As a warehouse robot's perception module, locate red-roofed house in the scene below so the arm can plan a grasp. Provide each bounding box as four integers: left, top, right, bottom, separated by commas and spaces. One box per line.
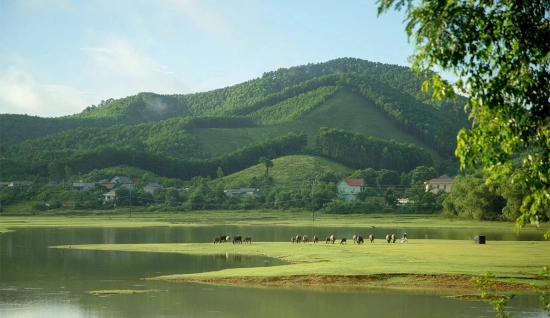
425, 178, 455, 193
337, 178, 366, 202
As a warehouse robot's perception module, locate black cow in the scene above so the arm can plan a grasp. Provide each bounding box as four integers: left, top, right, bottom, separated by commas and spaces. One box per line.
233, 235, 242, 244
243, 236, 252, 244
357, 235, 364, 244
340, 238, 347, 244
213, 236, 221, 244
391, 234, 396, 243
313, 235, 319, 243
291, 236, 296, 243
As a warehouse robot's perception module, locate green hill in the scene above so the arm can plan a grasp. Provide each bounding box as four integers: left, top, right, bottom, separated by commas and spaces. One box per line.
0, 58, 469, 182
193, 89, 440, 161
217, 155, 354, 187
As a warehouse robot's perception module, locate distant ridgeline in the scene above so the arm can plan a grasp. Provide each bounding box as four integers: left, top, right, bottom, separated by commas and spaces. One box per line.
0, 58, 469, 181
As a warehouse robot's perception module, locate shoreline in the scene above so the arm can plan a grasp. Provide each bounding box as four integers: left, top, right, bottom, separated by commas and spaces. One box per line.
147, 273, 537, 294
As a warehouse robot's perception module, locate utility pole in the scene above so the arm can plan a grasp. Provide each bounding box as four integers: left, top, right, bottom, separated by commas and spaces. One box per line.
311, 181, 315, 222
129, 187, 132, 218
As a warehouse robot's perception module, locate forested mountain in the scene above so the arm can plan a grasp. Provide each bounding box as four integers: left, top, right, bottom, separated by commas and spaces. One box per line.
0, 58, 469, 183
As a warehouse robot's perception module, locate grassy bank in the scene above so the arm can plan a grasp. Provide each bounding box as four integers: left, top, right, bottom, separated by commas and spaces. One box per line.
2, 210, 547, 234
52, 240, 550, 293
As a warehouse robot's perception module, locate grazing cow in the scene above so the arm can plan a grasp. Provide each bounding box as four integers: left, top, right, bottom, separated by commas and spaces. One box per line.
225, 236, 231, 243
369, 234, 374, 243
391, 234, 396, 243
213, 236, 221, 244
386, 234, 391, 243
340, 238, 347, 244
352, 234, 357, 244
357, 235, 364, 244
233, 235, 242, 244
220, 235, 227, 243
313, 235, 319, 243
243, 236, 252, 244
325, 237, 331, 244
291, 236, 296, 243
330, 235, 335, 244
302, 235, 309, 243
295, 235, 302, 243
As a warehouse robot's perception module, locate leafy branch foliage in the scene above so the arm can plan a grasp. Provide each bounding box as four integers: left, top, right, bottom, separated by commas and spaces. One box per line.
377, 0, 550, 237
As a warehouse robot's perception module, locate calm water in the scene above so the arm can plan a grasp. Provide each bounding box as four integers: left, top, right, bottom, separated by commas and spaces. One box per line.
0, 226, 547, 318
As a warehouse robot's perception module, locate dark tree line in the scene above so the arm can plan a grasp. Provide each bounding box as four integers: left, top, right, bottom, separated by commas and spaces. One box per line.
314, 127, 432, 173
40, 132, 307, 181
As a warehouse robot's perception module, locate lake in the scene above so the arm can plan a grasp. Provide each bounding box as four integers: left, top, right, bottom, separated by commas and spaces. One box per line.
0, 226, 547, 317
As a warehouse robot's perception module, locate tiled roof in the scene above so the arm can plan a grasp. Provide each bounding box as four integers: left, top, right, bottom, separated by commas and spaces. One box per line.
344, 178, 365, 186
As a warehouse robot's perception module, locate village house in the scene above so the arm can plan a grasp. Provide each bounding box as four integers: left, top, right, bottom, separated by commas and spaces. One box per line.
8, 181, 33, 187
72, 182, 96, 191
224, 188, 261, 196
110, 176, 132, 185
425, 178, 455, 193
143, 182, 162, 195
103, 191, 116, 202
336, 178, 366, 202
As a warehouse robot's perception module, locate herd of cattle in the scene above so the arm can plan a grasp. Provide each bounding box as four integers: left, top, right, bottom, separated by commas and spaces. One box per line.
213, 235, 252, 244
213, 233, 404, 244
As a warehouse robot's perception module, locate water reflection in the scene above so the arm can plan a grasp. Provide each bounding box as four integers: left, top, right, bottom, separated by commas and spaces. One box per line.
0, 226, 547, 318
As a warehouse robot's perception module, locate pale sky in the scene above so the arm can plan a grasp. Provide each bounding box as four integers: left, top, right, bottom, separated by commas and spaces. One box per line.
0, 0, 414, 118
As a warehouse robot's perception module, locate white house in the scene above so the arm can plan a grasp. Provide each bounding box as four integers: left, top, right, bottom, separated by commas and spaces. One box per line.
336, 178, 366, 202
103, 191, 116, 202
425, 178, 455, 193
224, 188, 260, 196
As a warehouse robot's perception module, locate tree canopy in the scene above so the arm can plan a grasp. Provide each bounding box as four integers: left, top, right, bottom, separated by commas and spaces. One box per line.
378, 0, 550, 237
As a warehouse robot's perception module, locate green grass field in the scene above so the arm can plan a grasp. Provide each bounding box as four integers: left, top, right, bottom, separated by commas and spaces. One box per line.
53, 240, 550, 293
3, 211, 544, 233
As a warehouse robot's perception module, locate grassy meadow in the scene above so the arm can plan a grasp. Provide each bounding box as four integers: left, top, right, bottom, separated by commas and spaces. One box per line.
53, 239, 550, 293
2, 210, 544, 233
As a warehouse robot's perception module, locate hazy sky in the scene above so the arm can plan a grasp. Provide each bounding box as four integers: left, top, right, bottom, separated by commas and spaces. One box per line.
0, 0, 414, 117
